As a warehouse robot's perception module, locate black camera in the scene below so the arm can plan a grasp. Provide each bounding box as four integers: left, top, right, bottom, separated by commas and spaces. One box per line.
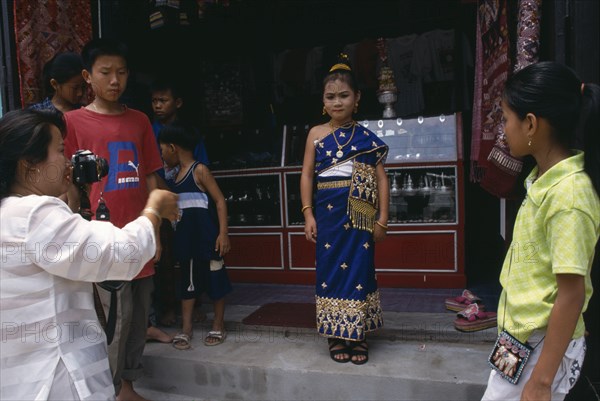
71, 149, 109, 185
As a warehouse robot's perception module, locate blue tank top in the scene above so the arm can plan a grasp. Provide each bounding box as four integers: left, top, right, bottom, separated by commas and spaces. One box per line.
167, 161, 219, 261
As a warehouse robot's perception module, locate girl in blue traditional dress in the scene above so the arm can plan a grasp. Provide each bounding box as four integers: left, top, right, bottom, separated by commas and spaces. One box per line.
301, 54, 389, 365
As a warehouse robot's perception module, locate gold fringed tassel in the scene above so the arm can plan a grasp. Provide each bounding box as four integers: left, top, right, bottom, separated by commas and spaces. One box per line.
347, 197, 377, 233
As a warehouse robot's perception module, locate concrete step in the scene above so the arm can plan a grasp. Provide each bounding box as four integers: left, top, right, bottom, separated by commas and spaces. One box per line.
137, 306, 496, 400
136, 387, 198, 401
207, 305, 499, 345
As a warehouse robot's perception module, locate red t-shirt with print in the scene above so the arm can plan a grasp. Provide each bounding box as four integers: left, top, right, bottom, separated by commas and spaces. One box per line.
64, 107, 163, 279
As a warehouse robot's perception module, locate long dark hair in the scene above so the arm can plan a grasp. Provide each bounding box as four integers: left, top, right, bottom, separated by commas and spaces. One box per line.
0, 109, 66, 201
41, 52, 84, 98
503, 61, 600, 195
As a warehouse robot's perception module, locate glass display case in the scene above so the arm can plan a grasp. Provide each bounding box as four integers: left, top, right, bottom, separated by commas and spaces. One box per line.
387, 166, 457, 224
284, 167, 457, 226
215, 173, 282, 227
284, 172, 303, 226
282, 124, 311, 167
362, 114, 457, 163
205, 126, 283, 171
284, 171, 319, 226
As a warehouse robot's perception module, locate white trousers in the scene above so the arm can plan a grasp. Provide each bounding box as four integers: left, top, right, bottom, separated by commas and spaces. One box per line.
481, 336, 586, 401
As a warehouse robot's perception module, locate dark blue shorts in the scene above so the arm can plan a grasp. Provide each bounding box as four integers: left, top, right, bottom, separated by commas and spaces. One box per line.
176, 258, 233, 301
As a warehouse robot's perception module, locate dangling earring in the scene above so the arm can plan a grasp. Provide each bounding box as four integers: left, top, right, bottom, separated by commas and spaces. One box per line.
354, 103, 358, 114
528, 138, 532, 147
322, 106, 327, 116
27, 166, 41, 183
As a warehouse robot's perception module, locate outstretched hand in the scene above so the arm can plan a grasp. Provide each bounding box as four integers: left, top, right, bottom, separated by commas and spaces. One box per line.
147, 189, 179, 222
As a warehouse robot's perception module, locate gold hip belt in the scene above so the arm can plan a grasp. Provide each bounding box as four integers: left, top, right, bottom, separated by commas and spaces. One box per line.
317, 180, 352, 190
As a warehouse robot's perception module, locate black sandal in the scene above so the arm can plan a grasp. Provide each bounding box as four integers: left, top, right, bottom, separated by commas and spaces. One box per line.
328, 338, 350, 363
349, 340, 369, 365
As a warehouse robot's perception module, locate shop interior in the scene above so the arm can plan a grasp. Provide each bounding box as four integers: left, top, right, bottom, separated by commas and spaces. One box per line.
98, 0, 509, 288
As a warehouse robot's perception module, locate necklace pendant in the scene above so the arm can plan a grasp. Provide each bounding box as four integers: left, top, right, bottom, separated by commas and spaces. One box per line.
336, 150, 344, 158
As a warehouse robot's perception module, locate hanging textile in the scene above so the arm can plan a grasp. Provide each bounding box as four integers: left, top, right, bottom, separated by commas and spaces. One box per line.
479, 0, 542, 198
470, 14, 484, 182
513, 0, 542, 72
470, 0, 511, 186
13, 0, 92, 107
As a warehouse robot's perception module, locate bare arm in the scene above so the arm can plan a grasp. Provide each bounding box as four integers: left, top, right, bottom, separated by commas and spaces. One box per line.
301, 127, 320, 243
146, 171, 161, 191
65, 184, 81, 213
154, 172, 169, 190
145, 172, 163, 260
194, 164, 231, 257
521, 274, 585, 401
373, 162, 389, 242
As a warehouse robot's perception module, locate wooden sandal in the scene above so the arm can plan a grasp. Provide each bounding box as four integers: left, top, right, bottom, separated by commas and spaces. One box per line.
445, 289, 484, 312
349, 340, 369, 365
328, 338, 350, 363
454, 303, 497, 332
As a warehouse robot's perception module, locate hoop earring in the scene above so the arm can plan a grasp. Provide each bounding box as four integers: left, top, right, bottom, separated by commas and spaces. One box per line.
354, 103, 358, 114
322, 106, 327, 116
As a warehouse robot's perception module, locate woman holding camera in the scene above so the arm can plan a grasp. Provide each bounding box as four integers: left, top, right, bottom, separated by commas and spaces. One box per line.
0, 109, 179, 400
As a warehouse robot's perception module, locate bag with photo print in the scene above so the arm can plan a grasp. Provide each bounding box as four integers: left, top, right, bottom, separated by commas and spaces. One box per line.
488, 330, 533, 384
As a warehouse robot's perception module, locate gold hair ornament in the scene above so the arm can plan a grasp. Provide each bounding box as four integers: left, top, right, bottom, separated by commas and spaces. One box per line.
329, 63, 351, 72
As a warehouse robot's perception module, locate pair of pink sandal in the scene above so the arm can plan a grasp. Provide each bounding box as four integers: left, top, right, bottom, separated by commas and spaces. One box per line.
445, 289, 483, 311
445, 290, 497, 332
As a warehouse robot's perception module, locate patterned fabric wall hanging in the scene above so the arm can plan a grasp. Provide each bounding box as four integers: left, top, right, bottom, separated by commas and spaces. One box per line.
470, 0, 541, 198
470, 0, 511, 186
479, 0, 541, 198
513, 0, 542, 73
13, 0, 92, 107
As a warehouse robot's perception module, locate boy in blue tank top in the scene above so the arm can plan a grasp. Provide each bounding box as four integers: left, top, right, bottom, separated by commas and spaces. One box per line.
159, 122, 232, 349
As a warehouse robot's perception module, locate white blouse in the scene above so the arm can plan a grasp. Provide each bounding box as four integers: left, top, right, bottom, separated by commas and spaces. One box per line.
318, 159, 353, 177
0, 195, 156, 401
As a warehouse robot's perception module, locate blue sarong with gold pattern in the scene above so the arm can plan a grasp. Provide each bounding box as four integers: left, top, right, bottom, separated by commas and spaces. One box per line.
313, 123, 388, 341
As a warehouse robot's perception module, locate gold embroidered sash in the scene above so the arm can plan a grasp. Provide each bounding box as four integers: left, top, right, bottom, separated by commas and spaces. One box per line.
348, 161, 378, 233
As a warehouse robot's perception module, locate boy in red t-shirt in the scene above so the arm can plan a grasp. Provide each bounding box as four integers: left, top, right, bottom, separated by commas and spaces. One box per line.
64, 38, 163, 401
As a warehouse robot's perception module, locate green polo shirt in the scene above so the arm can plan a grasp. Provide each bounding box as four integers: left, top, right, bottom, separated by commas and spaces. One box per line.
498, 151, 600, 343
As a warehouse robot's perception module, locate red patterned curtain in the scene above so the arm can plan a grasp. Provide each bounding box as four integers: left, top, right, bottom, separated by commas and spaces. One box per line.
13, 0, 92, 107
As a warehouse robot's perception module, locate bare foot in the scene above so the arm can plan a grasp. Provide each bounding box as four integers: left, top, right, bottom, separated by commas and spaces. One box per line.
146, 325, 174, 343
117, 379, 148, 401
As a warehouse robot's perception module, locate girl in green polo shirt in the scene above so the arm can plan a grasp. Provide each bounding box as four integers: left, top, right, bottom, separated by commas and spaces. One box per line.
482, 62, 600, 401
